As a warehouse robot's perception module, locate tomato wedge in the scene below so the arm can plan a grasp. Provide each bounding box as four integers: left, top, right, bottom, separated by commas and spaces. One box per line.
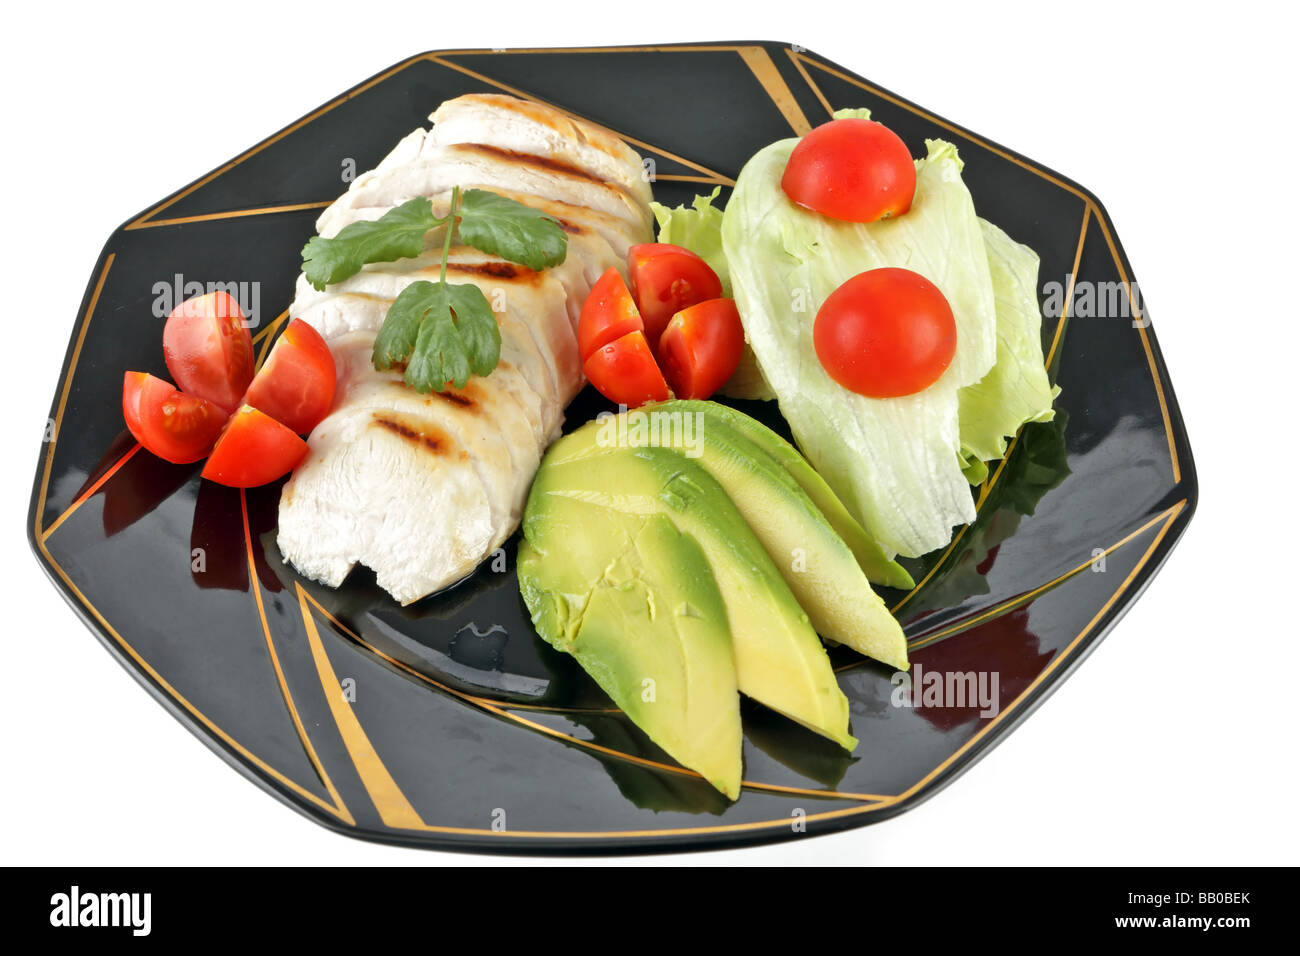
582, 330, 672, 408
242, 319, 336, 434
626, 244, 723, 345
163, 291, 255, 412
201, 406, 309, 488
577, 268, 644, 360
782, 118, 916, 223
122, 372, 227, 464
813, 268, 956, 398
657, 299, 745, 400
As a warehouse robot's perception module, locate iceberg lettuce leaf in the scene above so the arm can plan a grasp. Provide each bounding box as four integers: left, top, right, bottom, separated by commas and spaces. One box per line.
957, 220, 1058, 470
722, 137, 998, 558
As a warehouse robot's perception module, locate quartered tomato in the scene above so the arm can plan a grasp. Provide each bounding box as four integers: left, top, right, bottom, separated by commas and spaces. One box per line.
657, 298, 745, 400
163, 290, 255, 412
813, 267, 956, 398
626, 243, 723, 345
782, 118, 916, 223
242, 319, 336, 434
201, 406, 309, 488
582, 330, 672, 407
122, 372, 227, 464
577, 268, 644, 360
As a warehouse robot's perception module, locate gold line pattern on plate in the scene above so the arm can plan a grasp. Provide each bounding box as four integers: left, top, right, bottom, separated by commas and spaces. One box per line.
297, 585, 892, 805
40, 442, 142, 543
1044, 206, 1091, 372
126, 46, 747, 231
737, 47, 812, 135
35, 255, 115, 538
895, 502, 1184, 658
1093, 212, 1180, 483
241, 491, 354, 823
424, 54, 737, 186
125, 202, 332, 231
252, 309, 291, 368
124, 55, 434, 229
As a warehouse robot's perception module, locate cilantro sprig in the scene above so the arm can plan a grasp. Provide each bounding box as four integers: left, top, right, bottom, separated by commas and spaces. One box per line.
300, 187, 569, 393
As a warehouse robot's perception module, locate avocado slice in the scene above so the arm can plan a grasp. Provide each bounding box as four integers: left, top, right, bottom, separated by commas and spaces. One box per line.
534, 435, 856, 751
674, 401, 915, 591
518, 495, 743, 798
544, 402, 909, 670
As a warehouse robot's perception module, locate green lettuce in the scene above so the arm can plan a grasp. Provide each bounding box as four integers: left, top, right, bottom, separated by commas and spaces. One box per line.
957, 220, 1058, 472
651, 187, 731, 296
652, 188, 775, 400
722, 137, 999, 558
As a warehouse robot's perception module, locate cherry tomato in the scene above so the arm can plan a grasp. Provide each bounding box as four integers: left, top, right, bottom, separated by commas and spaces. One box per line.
577, 267, 644, 360
813, 268, 956, 398
782, 118, 916, 223
657, 299, 745, 400
201, 405, 309, 488
163, 291, 255, 412
242, 319, 336, 434
582, 330, 672, 408
626, 243, 723, 345
122, 372, 228, 464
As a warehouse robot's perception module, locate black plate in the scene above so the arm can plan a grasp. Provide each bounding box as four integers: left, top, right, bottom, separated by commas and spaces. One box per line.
28, 42, 1196, 854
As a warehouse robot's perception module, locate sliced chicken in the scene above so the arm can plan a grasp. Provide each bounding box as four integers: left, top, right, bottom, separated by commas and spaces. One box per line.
316, 143, 651, 242
278, 93, 653, 604
428, 93, 654, 210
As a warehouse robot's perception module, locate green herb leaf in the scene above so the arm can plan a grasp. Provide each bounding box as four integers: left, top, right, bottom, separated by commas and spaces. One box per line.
457, 189, 568, 271
373, 280, 501, 392
301, 198, 443, 291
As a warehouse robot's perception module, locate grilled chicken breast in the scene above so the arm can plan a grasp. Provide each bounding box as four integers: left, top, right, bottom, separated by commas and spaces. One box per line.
278, 94, 653, 604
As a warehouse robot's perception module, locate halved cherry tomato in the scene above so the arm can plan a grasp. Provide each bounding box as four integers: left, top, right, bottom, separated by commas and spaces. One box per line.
577, 268, 644, 360
626, 243, 723, 345
582, 330, 672, 408
813, 268, 956, 398
658, 299, 745, 400
242, 319, 336, 434
163, 290, 255, 412
201, 406, 309, 488
782, 118, 916, 223
122, 372, 227, 464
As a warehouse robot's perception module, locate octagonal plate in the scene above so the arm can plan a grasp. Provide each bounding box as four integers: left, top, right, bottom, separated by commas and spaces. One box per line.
28, 41, 1196, 854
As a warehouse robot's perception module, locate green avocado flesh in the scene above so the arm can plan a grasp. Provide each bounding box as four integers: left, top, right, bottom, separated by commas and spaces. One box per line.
527, 427, 855, 753
671, 401, 915, 592
517, 503, 743, 799
544, 402, 909, 671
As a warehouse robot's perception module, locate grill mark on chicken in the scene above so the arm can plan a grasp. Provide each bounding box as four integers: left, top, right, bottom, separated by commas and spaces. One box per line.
443, 260, 540, 282
451, 143, 631, 197
370, 413, 462, 458
427, 389, 476, 410
472, 95, 630, 161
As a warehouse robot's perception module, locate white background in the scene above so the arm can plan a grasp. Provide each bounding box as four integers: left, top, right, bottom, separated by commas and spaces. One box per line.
4, 0, 1295, 866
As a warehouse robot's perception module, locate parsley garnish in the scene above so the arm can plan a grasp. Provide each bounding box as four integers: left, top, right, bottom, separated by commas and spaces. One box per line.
300, 187, 568, 393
